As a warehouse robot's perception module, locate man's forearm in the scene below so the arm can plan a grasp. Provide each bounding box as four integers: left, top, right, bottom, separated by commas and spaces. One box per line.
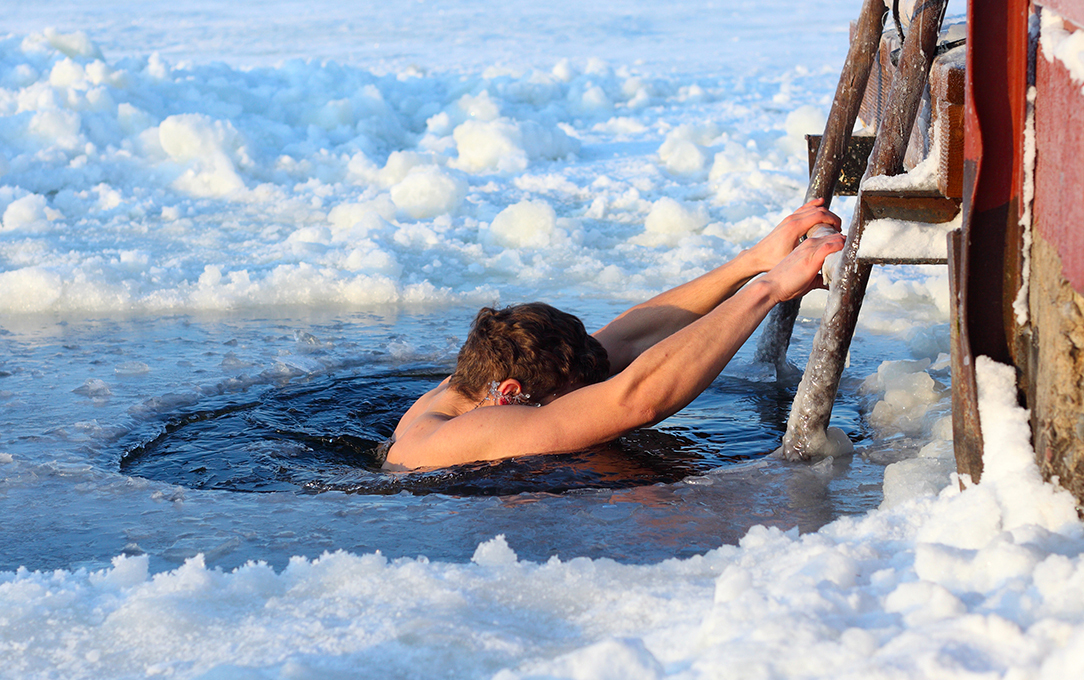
593, 248, 764, 373
609, 278, 779, 424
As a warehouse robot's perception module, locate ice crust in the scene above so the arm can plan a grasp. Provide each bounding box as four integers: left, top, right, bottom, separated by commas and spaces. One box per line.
6, 1, 1083, 679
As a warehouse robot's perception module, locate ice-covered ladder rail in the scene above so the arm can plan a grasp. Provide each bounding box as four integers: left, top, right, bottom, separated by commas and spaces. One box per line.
754, 0, 887, 375
780, 0, 951, 461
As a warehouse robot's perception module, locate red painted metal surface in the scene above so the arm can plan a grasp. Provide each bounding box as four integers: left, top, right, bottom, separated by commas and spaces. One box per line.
953, 0, 1084, 486
960, 0, 1030, 364
1034, 8, 1084, 296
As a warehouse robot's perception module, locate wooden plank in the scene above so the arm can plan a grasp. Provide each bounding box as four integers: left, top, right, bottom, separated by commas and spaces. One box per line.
861, 189, 962, 223
805, 134, 876, 196
931, 47, 966, 198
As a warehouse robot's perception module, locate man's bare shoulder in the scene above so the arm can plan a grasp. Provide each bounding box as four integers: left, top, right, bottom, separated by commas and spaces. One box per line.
394, 378, 452, 432
384, 379, 469, 470
382, 412, 451, 471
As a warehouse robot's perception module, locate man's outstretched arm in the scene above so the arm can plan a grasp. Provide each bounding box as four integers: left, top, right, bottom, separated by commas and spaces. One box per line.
593, 199, 840, 374
388, 230, 845, 470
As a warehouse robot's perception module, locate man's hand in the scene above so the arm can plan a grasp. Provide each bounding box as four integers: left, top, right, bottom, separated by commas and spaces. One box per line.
760, 230, 846, 303
747, 198, 842, 273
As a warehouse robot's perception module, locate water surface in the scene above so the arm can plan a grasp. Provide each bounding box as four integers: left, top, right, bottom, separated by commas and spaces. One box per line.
0, 302, 902, 574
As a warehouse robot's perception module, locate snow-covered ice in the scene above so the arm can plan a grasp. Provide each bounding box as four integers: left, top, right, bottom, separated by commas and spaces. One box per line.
7, 1, 1084, 679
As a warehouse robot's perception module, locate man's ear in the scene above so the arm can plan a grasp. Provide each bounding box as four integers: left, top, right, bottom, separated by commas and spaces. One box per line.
497, 379, 522, 398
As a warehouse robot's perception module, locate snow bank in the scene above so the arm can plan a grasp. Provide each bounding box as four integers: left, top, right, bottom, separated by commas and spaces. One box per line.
4, 354, 1081, 680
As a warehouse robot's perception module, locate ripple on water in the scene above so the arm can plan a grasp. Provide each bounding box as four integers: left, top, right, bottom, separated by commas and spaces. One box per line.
117, 367, 849, 497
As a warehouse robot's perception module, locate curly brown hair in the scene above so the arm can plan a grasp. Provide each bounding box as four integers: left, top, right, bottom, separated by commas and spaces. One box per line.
448, 302, 610, 400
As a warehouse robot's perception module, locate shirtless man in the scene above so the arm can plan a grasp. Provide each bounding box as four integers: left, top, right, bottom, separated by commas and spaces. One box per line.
383, 199, 844, 471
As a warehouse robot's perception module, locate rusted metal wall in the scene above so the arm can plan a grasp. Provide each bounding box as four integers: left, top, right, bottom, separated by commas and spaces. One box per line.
954, 0, 1084, 492
952, 0, 1030, 482
925, 0, 1084, 498
962, 0, 1029, 367
1028, 1, 1084, 503
1034, 3, 1084, 296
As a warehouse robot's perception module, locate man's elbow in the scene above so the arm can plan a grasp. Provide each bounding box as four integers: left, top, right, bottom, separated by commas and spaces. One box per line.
615, 388, 663, 429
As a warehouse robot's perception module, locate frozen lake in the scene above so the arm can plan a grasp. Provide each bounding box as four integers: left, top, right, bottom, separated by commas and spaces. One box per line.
2, 0, 955, 576
8, 2, 1084, 680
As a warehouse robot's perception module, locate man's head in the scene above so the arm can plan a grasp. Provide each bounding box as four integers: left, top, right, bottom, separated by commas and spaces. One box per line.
449, 302, 610, 402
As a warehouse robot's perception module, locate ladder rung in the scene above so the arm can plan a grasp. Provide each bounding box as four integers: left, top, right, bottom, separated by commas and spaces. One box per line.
860, 256, 948, 265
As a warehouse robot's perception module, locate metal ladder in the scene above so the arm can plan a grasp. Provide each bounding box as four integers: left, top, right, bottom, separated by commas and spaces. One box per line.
769, 0, 954, 460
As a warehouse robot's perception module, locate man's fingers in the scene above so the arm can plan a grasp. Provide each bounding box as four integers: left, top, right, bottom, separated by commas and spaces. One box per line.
821, 210, 843, 229
802, 207, 842, 229
812, 231, 846, 249
814, 233, 846, 263
805, 234, 845, 293
802, 223, 840, 242
800, 230, 845, 261
789, 206, 842, 238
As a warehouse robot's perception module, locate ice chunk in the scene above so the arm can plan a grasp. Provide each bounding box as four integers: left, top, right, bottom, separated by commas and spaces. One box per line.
451, 118, 577, 174
487, 199, 559, 248
1, 194, 50, 232
496, 638, 664, 680
389, 166, 467, 219
658, 123, 718, 176
471, 534, 519, 567
115, 361, 151, 376
0, 267, 63, 312
880, 457, 955, 508
157, 114, 248, 197
632, 197, 709, 246
72, 378, 112, 397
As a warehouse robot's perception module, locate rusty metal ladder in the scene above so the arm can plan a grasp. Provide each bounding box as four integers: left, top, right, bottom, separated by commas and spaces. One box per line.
774, 0, 955, 460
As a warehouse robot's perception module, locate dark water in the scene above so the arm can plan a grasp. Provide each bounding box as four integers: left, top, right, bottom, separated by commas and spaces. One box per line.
118, 364, 869, 497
